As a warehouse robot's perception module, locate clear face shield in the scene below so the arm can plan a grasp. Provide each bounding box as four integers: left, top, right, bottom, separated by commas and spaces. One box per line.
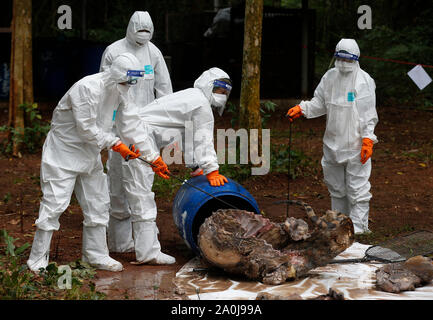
327, 50, 359, 70
334, 50, 359, 62
117, 69, 144, 96
211, 78, 232, 116
332, 50, 359, 73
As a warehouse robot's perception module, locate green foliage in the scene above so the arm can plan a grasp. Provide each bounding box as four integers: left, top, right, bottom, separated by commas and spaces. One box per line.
0, 229, 105, 300
218, 135, 253, 183
0, 230, 36, 299
225, 102, 239, 127
226, 100, 277, 128
270, 143, 319, 179
1, 230, 30, 257
260, 101, 277, 128
152, 170, 191, 198
219, 162, 252, 183
33, 0, 214, 43
3, 192, 11, 204
219, 138, 318, 182
280, 0, 302, 8
0, 103, 50, 154
37, 261, 104, 300
310, 0, 433, 107
359, 25, 433, 106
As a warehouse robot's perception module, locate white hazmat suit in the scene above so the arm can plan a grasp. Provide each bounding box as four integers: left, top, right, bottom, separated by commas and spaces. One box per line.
99, 11, 173, 254
111, 67, 229, 264
27, 53, 144, 272
297, 39, 378, 234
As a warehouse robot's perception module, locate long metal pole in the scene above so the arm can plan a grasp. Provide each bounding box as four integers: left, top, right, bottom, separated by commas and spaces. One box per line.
287, 120, 292, 218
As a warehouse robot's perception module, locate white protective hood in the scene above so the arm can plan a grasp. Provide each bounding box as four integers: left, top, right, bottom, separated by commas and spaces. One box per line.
109, 52, 142, 83
193, 67, 230, 103
334, 38, 361, 73
45, 52, 142, 174
126, 11, 154, 47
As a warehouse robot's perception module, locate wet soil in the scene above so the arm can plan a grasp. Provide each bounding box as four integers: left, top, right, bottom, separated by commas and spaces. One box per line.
0, 104, 432, 299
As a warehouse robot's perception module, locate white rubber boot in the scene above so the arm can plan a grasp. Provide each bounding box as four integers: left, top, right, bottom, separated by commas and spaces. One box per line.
132, 221, 175, 265
82, 226, 123, 272
27, 228, 53, 272
107, 215, 134, 253
350, 201, 371, 234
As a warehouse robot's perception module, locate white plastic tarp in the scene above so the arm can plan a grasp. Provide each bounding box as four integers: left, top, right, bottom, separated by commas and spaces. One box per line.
174, 242, 433, 300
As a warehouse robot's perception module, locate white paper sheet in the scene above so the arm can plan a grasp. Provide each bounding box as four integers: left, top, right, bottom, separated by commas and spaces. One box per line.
407, 65, 432, 90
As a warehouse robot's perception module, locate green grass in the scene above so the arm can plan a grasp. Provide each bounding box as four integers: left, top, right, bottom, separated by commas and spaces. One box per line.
152, 171, 191, 198
0, 229, 105, 300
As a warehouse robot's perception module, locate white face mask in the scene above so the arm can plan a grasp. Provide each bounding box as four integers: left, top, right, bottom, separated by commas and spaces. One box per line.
335, 60, 356, 73
211, 93, 227, 107
211, 93, 227, 116
135, 32, 151, 45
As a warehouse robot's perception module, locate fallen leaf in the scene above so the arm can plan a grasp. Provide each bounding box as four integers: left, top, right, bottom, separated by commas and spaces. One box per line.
9, 219, 20, 225
419, 163, 426, 167
397, 172, 404, 175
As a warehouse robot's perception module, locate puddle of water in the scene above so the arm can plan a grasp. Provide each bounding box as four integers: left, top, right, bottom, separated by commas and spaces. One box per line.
174, 243, 433, 300
95, 266, 177, 300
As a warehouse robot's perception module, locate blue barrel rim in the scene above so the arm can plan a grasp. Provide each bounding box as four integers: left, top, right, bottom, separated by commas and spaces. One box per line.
172, 176, 261, 255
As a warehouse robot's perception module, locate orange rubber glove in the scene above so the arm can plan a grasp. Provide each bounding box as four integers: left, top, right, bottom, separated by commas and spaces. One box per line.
112, 142, 140, 160
151, 156, 170, 179
286, 105, 303, 122
190, 167, 203, 177
360, 138, 374, 164
206, 170, 228, 187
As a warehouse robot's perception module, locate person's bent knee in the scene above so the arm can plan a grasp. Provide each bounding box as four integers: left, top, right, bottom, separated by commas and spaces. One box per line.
131, 215, 156, 224
35, 219, 60, 232
110, 211, 131, 221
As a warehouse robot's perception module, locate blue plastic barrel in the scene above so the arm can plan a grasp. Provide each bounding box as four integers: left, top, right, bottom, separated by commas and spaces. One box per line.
172, 175, 260, 255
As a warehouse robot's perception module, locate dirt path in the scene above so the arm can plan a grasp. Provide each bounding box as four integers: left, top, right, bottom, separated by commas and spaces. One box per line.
0, 105, 432, 299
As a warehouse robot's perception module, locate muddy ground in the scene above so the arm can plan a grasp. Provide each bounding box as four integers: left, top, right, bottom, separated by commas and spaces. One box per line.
0, 103, 432, 299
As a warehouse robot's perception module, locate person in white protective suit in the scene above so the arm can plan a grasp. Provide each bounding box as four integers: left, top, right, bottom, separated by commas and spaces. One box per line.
112, 67, 232, 265
26, 52, 146, 272
287, 39, 378, 234
99, 11, 173, 255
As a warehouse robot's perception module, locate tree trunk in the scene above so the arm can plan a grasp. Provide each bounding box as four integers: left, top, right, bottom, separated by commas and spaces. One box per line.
239, 0, 263, 129
9, 0, 33, 156
198, 201, 354, 285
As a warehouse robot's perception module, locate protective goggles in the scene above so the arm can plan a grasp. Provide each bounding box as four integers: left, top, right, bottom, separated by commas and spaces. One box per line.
126, 70, 145, 85
334, 51, 359, 61
213, 79, 232, 95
